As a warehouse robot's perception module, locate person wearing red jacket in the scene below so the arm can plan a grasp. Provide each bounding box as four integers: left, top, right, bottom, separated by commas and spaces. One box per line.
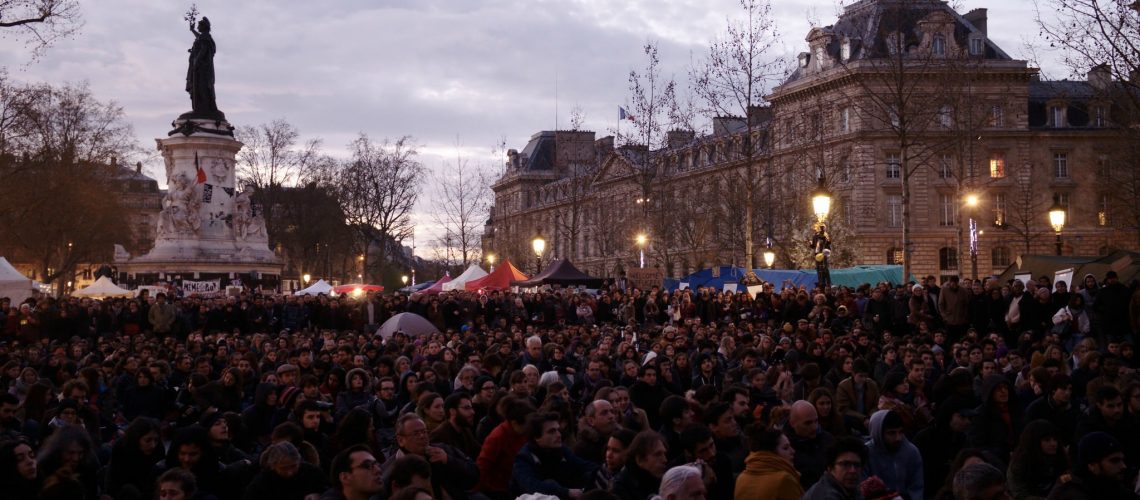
476, 397, 534, 498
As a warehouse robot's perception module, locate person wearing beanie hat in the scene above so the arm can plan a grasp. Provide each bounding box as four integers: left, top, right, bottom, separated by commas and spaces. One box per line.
1048, 431, 1138, 499
1025, 373, 1078, 439
867, 410, 923, 500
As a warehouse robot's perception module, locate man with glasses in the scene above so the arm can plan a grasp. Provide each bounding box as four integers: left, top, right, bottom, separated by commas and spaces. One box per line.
429, 392, 479, 459
382, 413, 478, 500
325, 444, 384, 500
803, 437, 868, 500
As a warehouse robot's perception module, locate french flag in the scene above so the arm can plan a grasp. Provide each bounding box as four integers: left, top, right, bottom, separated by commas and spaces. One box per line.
619, 106, 636, 122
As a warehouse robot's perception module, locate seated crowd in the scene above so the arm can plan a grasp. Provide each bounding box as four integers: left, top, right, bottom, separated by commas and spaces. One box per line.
0, 271, 1138, 500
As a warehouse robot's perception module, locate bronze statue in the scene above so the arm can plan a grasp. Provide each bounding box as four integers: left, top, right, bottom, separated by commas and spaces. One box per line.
185, 15, 221, 119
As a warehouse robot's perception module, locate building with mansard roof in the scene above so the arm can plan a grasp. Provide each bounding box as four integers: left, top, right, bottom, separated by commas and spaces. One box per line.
484, 0, 1138, 282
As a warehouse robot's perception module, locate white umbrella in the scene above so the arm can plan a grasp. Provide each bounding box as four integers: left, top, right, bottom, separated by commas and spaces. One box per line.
375, 312, 440, 339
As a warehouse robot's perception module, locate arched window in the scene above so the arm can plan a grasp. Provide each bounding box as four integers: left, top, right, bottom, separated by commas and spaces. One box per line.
991, 246, 1011, 267
887, 247, 904, 265
939, 247, 958, 271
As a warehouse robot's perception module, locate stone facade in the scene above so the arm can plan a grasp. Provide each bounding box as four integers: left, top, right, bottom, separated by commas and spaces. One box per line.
484, 0, 1138, 282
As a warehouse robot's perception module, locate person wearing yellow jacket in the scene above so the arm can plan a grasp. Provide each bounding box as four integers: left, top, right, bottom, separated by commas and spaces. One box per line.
734, 427, 803, 500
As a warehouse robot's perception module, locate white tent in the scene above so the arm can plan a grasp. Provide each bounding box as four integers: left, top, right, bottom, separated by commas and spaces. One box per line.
442, 264, 488, 291
0, 257, 34, 303
294, 279, 333, 296
72, 276, 133, 299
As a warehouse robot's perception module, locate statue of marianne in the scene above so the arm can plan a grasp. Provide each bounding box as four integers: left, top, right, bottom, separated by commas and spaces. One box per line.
186, 16, 219, 118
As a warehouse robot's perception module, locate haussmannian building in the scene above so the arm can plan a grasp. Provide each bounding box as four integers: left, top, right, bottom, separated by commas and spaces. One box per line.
483, 0, 1138, 283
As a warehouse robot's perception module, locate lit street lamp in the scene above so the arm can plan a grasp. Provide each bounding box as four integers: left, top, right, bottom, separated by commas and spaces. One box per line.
532, 237, 546, 275
966, 194, 980, 279
1048, 194, 1067, 256
302, 273, 311, 285
763, 238, 776, 269
401, 275, 409, 287
635, 233, 648, 269
486, 253, 496, 272
810, 174, 832, 289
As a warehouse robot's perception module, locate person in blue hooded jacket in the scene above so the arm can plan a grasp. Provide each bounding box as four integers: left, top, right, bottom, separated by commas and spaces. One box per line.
866, 409, 923, 500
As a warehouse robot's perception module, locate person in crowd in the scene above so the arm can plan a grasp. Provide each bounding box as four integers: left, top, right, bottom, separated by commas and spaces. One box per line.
913, 396, 975, 494
1024, 373, 1078, 441
803, 436, 869, 500
594, 428, 636, 492
381, 413, 478, 500
675, 425, 734, 499
1048, 432, 1140, 499
835, 359, 879, 435
866, 409, 923, 500
244, 441, 327, 500
511, 411, 597, 499
322, 444, 384, 500
952, 463, 1011, 500
0, 437, 39, 500
657, 395, 693, 463
429, 391, 480, 460
1007, 420, 1067, 499
612, 430, 668, 500
735, 427, 802, 500
155, 468, 197, 500
104, 417, 164, 499
657, 464, 705, 500
575, 399, 617, 464
786, 399, 835, 489
476, 396, 533, 497
970, 374, 1022, 461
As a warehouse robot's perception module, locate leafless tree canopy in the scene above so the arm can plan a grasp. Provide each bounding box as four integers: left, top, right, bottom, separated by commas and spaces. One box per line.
431, 143, 490, 270
336, 134, 423, 280
0, 79, 136, 286
0, 0, 82, 60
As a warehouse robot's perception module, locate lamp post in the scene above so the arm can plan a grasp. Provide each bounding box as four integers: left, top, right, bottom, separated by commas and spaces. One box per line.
532, 237, 546, 275
486, 253, 496, 273
1048, 194, 1067, 256
966, 194, 980, 279
635, 233, 648, 269
810, 174, 832, 289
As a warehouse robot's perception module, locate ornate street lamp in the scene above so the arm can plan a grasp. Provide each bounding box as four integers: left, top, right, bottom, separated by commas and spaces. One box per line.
532, 236, 546, 275
486, 253, 496, 272
762, 238, 776, 268
810, 174, 832, 288
1048, 194, 1067, 256
635, 233, 648, 269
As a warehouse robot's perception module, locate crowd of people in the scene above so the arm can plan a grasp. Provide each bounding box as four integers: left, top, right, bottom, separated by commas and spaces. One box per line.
0, 270, 1139, 500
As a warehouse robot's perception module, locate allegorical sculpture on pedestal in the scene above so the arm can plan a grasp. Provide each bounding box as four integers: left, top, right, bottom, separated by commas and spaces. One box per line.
119, 6, 281, 281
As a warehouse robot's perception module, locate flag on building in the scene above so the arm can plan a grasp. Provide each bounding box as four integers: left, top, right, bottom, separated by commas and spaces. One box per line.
619, 106, 636, 122
195, 152, 207, 184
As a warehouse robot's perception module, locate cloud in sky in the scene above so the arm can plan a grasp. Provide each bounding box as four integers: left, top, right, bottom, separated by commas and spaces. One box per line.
0, 0, 1068, 254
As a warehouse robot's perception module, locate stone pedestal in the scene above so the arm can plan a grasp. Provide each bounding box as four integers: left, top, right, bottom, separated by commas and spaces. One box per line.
116, 117, 283, 281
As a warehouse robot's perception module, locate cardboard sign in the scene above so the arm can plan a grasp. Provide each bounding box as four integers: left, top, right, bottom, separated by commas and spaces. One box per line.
181, 279, 221, 295
627, 268, 664, 290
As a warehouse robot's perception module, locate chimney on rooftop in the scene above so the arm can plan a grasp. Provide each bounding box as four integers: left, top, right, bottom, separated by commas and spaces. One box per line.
136, 161, 142, 174
1088, 64, 1113, 90
964, 8, 987, 36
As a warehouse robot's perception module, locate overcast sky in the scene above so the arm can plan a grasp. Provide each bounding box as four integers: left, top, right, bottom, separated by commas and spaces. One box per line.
0, 0, 1071, 257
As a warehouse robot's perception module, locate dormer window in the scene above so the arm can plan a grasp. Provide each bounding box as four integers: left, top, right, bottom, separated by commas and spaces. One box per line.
969, 36, 983, 56
814, 47, 826, 71
932, 35, 946, 56
1094, 105, 1106, 127
840, 39, 851, 61
1051, 105, 1066, 127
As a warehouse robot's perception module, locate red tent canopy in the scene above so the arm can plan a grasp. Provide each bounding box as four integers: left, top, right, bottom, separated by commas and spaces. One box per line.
332, 284, 384, 295
421, 275, 452, 295
464, 259, 529, 291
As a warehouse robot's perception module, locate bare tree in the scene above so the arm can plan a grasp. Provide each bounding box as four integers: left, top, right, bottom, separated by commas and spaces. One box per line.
998, 162, 1048, 254
620, 42, 676, 229
1036, 0, 1140, 244
0, 80, 136, 289
235, 118, 325, 249
335, 134, 423, 283
0, 0, 82, 60
691, 0, 786, 268
431, 142, 490, 271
